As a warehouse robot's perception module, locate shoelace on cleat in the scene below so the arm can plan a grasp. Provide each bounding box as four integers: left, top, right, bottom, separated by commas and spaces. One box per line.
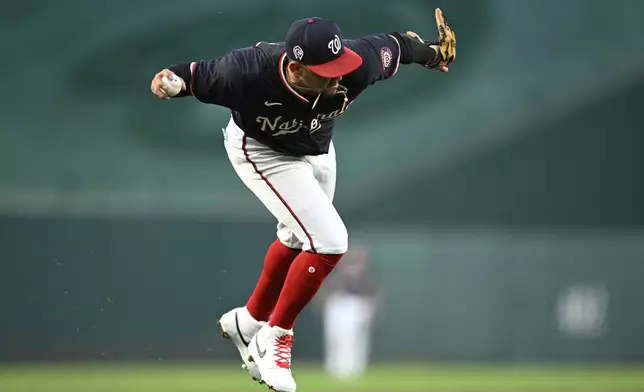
273, 335, 293, 369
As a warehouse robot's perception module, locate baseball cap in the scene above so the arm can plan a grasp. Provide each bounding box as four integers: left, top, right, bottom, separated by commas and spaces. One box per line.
285, 17, 363, 78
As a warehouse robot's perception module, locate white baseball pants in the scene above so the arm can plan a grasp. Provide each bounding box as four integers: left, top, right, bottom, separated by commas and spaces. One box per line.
223, 117, 348, 254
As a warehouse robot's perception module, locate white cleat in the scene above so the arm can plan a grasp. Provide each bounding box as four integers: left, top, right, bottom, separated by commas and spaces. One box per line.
248, 324, 296, 392
218, 307, 265, 383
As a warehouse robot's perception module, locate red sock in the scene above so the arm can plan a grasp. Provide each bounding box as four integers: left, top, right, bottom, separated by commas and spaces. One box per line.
246, 240, 300, 322
269, 252, 343, 329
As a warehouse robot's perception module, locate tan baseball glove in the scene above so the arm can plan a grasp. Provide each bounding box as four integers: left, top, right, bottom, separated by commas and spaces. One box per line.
406, 8, 456, 72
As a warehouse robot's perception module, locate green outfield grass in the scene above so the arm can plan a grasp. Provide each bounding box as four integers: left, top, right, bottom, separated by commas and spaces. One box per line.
1, 362, 643, 391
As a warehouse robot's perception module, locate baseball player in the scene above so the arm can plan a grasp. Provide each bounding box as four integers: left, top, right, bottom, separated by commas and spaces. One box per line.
150, 9, 455, 392
318, 245, 380, 381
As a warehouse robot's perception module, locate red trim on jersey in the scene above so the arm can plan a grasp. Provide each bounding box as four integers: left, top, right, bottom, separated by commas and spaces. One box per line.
278, 53, 309, 103
241, 135, 317, 253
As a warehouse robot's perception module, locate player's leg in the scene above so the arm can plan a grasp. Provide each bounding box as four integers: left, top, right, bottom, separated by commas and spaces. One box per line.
217, 121, 279, 383
251, 152, 345, 390
217, 119, 305, 384
244, 141, 337, 325
347, 296, 373, 379
324, 293, 364, 380
219, 237, 299, 383
243, 140, 338, 327
224, 119, 347, 392
353, 314, 371, 378
245, 238, 300, 322
264, 140, 345, 331
323, 292, 349, 379
249, 196, 346, 391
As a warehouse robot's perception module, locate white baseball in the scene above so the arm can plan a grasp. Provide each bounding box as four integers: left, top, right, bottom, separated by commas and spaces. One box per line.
161, 75, 184, 97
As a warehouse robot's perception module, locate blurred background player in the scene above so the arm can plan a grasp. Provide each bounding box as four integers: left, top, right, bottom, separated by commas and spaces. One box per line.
316, 244, 380, 381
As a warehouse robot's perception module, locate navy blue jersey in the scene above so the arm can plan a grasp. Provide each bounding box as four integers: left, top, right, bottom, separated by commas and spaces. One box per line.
188, 34, 407, 156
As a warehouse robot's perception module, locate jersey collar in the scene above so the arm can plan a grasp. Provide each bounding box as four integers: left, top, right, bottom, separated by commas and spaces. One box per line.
278, 52, 310, 103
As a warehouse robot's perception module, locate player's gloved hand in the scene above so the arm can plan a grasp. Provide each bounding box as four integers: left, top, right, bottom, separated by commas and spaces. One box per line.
406, 8, 456, 73
150, 69, 186, 99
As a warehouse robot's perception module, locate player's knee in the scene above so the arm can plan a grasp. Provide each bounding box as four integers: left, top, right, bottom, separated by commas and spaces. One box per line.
316, 221, 348, 254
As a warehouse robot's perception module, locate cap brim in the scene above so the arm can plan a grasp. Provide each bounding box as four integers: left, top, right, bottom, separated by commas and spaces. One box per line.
306, 47, 363, 78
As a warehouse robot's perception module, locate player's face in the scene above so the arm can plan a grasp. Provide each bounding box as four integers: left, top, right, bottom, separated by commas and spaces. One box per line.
298, 65, 342, 95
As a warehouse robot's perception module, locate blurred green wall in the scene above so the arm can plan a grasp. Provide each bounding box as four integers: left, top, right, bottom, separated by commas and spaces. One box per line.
2, 218, 644, 362
2, 0, 643, 363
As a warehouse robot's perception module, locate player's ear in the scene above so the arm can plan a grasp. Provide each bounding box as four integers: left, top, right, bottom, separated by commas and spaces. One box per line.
287, 61, 303, 78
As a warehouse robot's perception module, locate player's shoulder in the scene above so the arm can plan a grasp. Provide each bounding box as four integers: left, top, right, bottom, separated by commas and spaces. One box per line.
252, 41, 287, 63
232, 41, 285, 74
254, 41, 287, 52
214, 42, 283, 81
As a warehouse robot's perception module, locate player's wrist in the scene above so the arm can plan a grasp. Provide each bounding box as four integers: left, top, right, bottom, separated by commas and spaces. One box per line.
395, 31, 439, 67
426, 45, 442, 68
167, 62, 193, 97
